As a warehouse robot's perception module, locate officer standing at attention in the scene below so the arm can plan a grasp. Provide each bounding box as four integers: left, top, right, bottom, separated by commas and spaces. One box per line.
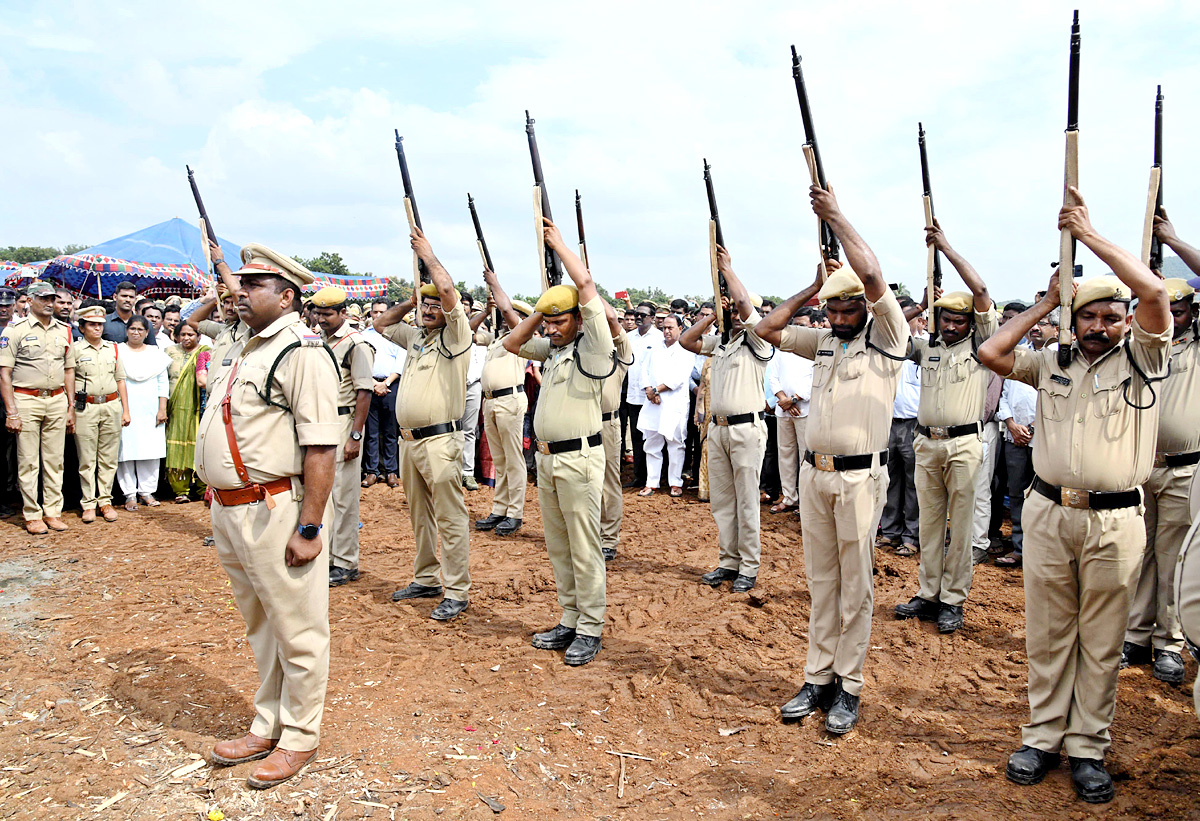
375, 227, 473, 621
0, 281, 77, 535
199, 243, 339, 790
310, 287, 375, 587
473, 270, 533, 537
501, 217, 614, 666
978, 188, 1169, 804
892, 221, 996, 634
679, 249, 773, 594
0, 287, 20, 517
600, 299, 634, 561
757, 184, 910, 736
72, 304, 130, 523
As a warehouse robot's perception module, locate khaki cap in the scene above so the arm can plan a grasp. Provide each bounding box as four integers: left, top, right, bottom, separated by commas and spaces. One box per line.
233, 243, 314, 289
418, 283, 440, 299
817, 268, 864, 303
1072, 276, 1131, 312
77, 305, 106, 323
748, 292, 763, 309
535, 284, 580, 316
511, 299, 535, 317
347, 302, 363, 317
933, 291, 974, 314
310, 286, 348, 308
1164, 278, 1195, 303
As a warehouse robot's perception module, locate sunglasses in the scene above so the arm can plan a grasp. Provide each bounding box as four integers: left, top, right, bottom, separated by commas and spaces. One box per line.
635, 312, 652, 319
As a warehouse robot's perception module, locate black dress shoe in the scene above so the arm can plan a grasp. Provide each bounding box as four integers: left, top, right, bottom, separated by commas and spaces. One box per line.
730, 574, 756, 593
937, 603, 964, 633
475, 513, 505, 531
1120, 641, 1152, 668
700, 567, 738, 587
430, 598, 468, 621
1152, 649, 1185, 685
564, 635, 601, 666
531, 624, 577, 650
1068, 757, 1114, 803
328, 566, 360, 587
602, 547, 617, 562
780, 682, 837, 720
894, 596, 940, 621
392, 582, 443, 602
824, 688, 860, 734
1005, 745, 1060, 786
495, 517, 522, 536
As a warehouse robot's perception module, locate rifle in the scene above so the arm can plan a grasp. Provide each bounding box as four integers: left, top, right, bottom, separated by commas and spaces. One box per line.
918, 123, 944, 343
703, 159, 731, 344
185, 166, 219, 272
394, 130, 429, 284
525, 111, 564, 290
467, 193, 500, 329
1141, 86, 1164, 271
790, 45, 840, 278
575, 190, 589, 270
1057, 10, 1081, 368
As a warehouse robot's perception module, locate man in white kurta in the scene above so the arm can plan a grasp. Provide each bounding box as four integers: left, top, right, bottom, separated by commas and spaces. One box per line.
637, 316, 694, 493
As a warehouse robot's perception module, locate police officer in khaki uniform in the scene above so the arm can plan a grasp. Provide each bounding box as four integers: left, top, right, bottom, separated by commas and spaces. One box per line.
200, 243, 340, 790
501, 218, 614, 666
679, 250, 772, 594
600, 301, 634, 561
72, 305, 130, 523
892, 223, 996, 634
310, 287, 375, 587
473, 269, 533, 537
979, 187, 1170, 804
375, 228, 473, 621
758, 184, 909, 736
0, 281, 77, 535
1174, 473, 1200, 719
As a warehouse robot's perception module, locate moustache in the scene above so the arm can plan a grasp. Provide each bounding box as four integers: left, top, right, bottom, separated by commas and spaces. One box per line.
1082, 332, 1109, 343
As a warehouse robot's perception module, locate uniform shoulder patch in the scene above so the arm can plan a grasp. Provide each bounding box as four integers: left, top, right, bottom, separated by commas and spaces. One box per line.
0, 338, 7, 349
301, 334, 324, 348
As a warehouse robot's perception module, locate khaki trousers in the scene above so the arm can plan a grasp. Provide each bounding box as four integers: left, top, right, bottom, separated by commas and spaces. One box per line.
1021, 491, 1144, 759
776, 416, 808, 507
600, 416, 623, 551
16, 392, 67, 520
799, 459, 888, 696
399, 432, 470, 600
212, 485, 328, 750
1174, 521, 1200, 718
707, 419, 767, 577
1126, 463, 1194, 653
482, 393, 527, 518
329, 416, 362, 570
74, 399, 121, 510
914, 432, 983, 606
536, 444, 606, 637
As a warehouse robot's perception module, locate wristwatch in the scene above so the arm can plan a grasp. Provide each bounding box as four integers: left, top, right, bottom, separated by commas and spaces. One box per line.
297, 523, 322, 540
350, 430, 363, 441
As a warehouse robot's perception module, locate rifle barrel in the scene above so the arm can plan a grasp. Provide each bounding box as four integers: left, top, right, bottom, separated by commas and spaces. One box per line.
185, 165, 217, 246
394, 130, 422, 229
703, 159, 725, 249
1066, 10, 1081, 131
467, 194, 494, 272
790, 46, 840, 262
918, 124, 932, 197
575, 190, 586, 245
525, 111, 563, 286
1150, 85, 1165, 270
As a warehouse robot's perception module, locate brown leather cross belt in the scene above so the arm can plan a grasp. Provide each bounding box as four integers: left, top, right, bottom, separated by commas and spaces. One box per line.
14, 387, 64, 397
212, 477, 293, 507
86, 392, 119, 404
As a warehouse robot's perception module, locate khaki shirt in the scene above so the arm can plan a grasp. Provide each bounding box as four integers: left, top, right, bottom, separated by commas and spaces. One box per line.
195, 313, 341, 489
1007, 317, 1170, 491
520, 296, 614, 442
911, 309, 998, 427
0, 316, 75, 390
477, 330, 527, 393
386, 301, 471, 428
602, 328, 634, 414
202, 319, 251, 386
71, 339, 124, 396
780, 289, 910, 455
1155, 328, 1200, 454
323, 322, 375, 409
698, 312, 773, 417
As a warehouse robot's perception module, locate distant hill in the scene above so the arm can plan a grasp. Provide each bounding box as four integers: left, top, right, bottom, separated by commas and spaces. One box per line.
1162, 254, 1194, 280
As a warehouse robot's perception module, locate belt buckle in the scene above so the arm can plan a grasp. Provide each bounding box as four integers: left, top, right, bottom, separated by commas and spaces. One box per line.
715, 415, 728, 426
814, 453, 835, 472
1061, 486, 1089, 509
537, 441, 551, 455
930, 425, 948, 440
400, 428, 415, 441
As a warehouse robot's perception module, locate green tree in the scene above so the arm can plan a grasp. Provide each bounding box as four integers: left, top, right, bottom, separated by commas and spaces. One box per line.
1, 245, 73, 263
296, 251, 352, 278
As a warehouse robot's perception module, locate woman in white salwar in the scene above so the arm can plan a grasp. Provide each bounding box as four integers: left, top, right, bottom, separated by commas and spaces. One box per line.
637, 314, 694, 497
117, 316, 170, 510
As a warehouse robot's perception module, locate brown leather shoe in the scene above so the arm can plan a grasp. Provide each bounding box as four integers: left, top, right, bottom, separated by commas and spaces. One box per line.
43, 517, 68, 532
99, 505, 118, 522
211, 733, 278, 766
24, 519, 48, 535
361, 473, 378, 488
247, 746, 317, 789
386, 473, 400, 488
80, 509, 97, 524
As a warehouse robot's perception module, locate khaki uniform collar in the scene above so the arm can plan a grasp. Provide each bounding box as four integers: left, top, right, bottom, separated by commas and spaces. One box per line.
249, 312, 303, 342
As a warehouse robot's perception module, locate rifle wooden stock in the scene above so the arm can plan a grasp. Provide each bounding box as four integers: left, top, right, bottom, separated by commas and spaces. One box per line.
403, 198, 426, 284
575, 190, 589, 270
1058, 129, 1079, 364
923, 193, 938, 339
1141, 166, 1161, 267
709, 220, 725, 340
533, 186, 550, 292
803, 144, 830, 283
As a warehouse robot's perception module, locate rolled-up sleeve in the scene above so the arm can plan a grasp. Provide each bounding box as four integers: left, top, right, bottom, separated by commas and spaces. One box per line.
866, 289, 909, 356
778, 326, 821, 360
1005, 347, 1043, 389
518, 337, 552, 362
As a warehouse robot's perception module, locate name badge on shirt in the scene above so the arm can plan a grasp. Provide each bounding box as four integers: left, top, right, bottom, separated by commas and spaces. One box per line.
222, 358, 233, 366
1050, 374, 1071, 386
928, 356, 941, 362
817, 350, 834, 357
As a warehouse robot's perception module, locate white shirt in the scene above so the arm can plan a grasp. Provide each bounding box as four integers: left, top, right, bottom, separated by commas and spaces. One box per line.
767, 349, 814, 418
997, 379, 1037, 443
360, 327, 405, 379
466, 343, 487, 386
626, 325, 664, 405
893, 360, 921, 420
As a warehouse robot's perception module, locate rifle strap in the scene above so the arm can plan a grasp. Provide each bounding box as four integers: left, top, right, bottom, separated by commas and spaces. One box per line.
864, 320, 914, 363
573, 336, 619, 381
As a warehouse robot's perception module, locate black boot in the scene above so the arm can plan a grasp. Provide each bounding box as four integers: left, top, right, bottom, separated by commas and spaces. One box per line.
699, 567, 737, 587
1152, 649, 1185, 685
780, 682, 837, 721
824, 687, 860, 735
531, 624, 576, 650
937, 603, 964, 634
1005, 745, 1060, 786
894, 596, 940, 621
1068, 757, 1114, 803
1119, 641, 1151, 668
475, 513, 504, 531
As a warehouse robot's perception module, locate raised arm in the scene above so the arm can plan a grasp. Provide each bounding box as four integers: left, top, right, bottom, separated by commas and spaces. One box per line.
927, 218, 990, 312
469, 297, 490, 333
716, 246, 754, 322
758, 260, 828, 347
410, 225, 458, 312
207, 239, 244, 299
1061, 186, 1168, 334
810, 184, 885, 302
979, 269, 1066, 376
483, 269, 522, 332
1154, 208, 1200, 277
680, 312, 715, 354
502, 312, 544, 355
186, 288, 218, 332
543, 218, 598, 305
374, 295, 414, 334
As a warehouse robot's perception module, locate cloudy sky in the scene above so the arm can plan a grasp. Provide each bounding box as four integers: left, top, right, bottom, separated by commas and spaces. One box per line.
2, 0, 1198, 301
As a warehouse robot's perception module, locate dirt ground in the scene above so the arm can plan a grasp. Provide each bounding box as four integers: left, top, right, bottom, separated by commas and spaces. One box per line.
0, 475, 1196, 820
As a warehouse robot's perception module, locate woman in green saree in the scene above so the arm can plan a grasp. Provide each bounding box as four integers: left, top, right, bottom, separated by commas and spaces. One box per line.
166, 323, 211, 503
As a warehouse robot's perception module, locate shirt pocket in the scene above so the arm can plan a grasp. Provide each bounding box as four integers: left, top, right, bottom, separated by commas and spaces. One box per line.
811, 357, 834, 389
231, 363, 270, 416
1091, 369, 1129, 421
836, 348, 868, 381
1037, 379, 1072, 422
919, 357, 942, 388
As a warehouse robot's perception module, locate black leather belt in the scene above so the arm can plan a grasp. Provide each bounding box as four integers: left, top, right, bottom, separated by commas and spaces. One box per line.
916, 422, 982, 440
602, 411, 616, 422
1032, 476, 1141, 510
399, 419, 463, 441
712, 411, 765, 426
338, 406, 352, 416
805, 450, 889, 472
1154, 450, 1200, 468
537, 432, 602, 455
483, 385, 524, 399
